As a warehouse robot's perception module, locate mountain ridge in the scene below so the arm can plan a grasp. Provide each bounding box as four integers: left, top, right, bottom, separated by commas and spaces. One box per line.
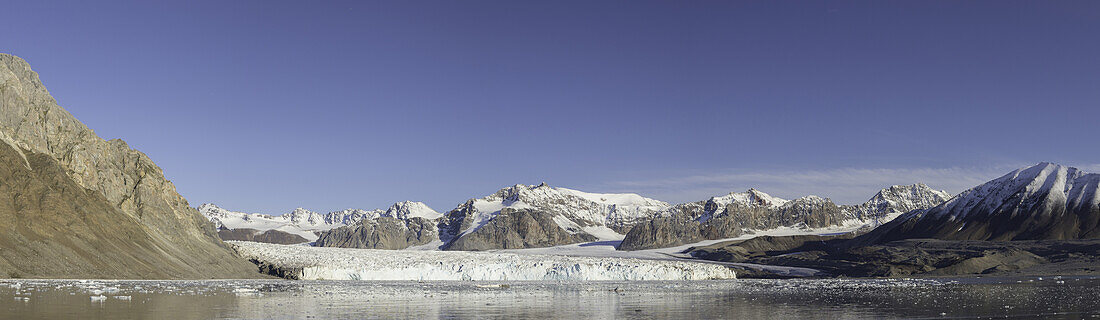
619, 183, 952, 250
857, 162, 1100, 244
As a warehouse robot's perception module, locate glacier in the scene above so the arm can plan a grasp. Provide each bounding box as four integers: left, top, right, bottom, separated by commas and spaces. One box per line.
230, 241, 736, 281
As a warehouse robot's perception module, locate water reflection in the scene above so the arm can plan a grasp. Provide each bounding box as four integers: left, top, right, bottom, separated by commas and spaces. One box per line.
2, 277, 1098, 319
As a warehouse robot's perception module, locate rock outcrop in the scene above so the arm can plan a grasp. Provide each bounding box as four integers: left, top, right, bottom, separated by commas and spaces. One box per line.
618, 215, 714, 251
445, 208, 598, 251
314, 217, 437, 250
0, 53, 259, 279
217, 228, 311, 245
619, 185, 951, 250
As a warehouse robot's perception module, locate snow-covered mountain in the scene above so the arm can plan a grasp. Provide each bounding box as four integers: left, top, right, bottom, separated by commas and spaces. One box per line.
384, 201, 443, 220
859, 163, 1100, 243
620, 184, 952, 250
437, 183, 670, 250
844, 183, 953, 226
214, 182, 952, 251
198, 202, 440, 243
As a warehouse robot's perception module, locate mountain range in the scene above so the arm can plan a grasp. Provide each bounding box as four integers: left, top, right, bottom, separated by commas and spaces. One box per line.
206, 162, 1100, 256
3, 52, 1097, 280
202, 182, 954, 252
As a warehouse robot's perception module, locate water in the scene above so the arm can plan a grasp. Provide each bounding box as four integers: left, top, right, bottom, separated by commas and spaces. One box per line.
1, 277, 1098, 319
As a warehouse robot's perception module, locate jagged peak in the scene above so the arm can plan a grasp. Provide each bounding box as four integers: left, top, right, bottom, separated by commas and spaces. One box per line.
197, 203, 220, 210
868, 183, 951, 203
288, 207, 316, 215
709, 188, 788, 207
788, 195, 829, 203
385, 201, 441, 220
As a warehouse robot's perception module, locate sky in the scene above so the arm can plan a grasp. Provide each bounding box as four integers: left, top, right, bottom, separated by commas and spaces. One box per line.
3, 1, 1099, 214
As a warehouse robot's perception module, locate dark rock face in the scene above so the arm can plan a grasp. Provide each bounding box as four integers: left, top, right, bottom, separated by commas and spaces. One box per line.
437, 199, 480, 245
315, 217, 437, 250
217, 228, 310, 245
618, 216, 709, 251
444, 208, 597, 251
723, 198, 846, 231
619, 195, 841, 251
0, 54, 258, 279
858, 163, 1100, 245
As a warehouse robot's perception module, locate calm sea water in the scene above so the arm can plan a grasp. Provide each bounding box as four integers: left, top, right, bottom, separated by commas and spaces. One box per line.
2, 277, 1098, 319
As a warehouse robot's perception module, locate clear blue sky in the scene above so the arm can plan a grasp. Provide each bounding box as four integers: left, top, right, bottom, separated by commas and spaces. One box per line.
3, 1, 1099, 213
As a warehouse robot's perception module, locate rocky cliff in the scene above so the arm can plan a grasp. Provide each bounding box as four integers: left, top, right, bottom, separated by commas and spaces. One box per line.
444, 208, 598, 251
0, 54, 259, 278
314, 216, 438, 249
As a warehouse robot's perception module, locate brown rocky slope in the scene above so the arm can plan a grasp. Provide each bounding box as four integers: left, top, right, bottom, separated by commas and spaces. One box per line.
0, 53, 259, 279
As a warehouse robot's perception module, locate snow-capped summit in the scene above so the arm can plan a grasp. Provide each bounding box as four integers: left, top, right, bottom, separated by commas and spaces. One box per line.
198, 202, 435, 243
931, 162, 1094, 221
709, 188, 790, 208
860, 163, 1100, 243
464, 183, 667, 230
384, 201, 441, 220
283, 208, 327, 226
845, 183, 952, 224
438, 183, 669, 249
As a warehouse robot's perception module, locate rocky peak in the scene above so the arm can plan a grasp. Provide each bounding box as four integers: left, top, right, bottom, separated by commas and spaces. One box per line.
284, 208, 321, 224
705, 188, 788, 212
842, 183, 952, 222
436, 183, 669, 249
384, 201, 441, 220
197, 203, 226, 215
488, 184, 533, 202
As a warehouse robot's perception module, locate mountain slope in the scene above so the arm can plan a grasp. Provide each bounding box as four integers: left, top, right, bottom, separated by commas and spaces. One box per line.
0, 53, 258, 278
858, 163, 1100, 244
